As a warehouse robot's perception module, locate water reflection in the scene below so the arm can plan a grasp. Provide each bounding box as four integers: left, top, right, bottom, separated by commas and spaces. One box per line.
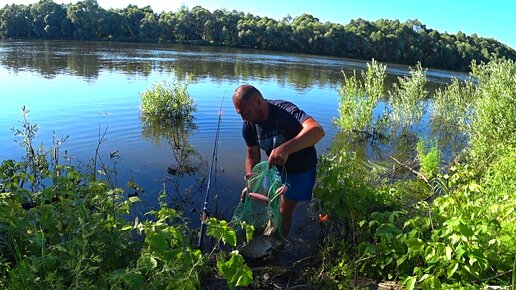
0, 40, 466, 90
140, 113, 206, 208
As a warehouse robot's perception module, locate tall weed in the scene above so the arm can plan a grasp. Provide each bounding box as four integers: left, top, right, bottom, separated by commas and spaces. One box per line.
336, 59, 386, 133
388, 63, 428, 129
469, 59, 516, 166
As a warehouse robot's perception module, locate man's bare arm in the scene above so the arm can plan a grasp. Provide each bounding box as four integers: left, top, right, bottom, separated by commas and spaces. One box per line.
268, 117, 325, 166
246, 145, 261, 175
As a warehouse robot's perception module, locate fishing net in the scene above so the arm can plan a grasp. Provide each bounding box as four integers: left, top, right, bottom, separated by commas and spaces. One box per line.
230, 161, 285, 252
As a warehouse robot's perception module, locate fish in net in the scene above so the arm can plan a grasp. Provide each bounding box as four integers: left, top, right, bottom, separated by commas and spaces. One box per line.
230, 161, 288, 259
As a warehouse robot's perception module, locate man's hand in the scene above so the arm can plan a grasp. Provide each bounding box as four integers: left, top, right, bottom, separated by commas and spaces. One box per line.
268, 145, 289, 167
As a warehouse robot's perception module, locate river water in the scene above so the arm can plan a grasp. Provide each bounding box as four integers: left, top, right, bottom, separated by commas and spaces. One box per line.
0, 40, 468, 249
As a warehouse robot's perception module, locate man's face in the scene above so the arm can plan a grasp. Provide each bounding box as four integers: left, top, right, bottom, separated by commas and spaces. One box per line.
234, 98, 260, 123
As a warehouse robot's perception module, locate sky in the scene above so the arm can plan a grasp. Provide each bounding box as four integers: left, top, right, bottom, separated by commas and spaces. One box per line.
1, 0, 514, 49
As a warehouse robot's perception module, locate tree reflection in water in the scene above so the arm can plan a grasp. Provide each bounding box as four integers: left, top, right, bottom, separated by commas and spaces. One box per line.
140, 113, 206, 209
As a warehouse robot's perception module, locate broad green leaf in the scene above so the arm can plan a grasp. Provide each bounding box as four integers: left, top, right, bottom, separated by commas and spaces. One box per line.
240, 222, 255, 243
217, 251, 253, 290
458, 222, 474, 237
123, 272, 144, 289
109, 268, 127, 281
430, 276, 442, 289
455, 245, 466, 259
206, 218, 237, 247
149, 231, 168, 256
121, 225, 133, 231
138, 254, 157, 272
397, 255, 407, 267
445, 246, 452, 261
418, 273, 430, 283
223, 230, 237, 248
403, 276, 416, 290
406, 238, 424, 253
447, 261, 459, 278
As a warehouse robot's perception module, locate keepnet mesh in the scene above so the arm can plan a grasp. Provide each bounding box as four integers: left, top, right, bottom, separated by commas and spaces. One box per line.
231, 161, 284, 246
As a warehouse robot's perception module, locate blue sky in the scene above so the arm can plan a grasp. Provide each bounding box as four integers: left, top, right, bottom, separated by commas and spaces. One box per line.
2, 0, 515, 49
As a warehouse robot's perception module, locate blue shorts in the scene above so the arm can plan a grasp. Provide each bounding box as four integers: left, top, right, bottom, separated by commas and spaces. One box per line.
281, 168, 316, 202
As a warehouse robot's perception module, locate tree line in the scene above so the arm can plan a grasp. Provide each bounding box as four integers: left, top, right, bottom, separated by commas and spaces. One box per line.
1, 0, 515, 72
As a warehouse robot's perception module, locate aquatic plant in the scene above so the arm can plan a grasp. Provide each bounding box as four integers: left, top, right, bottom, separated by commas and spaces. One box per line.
469, 58, 516, 167
336, 59, 386, 134
140, 77, 196, 121
416, 139, 441, 181
388, 62, 428, 130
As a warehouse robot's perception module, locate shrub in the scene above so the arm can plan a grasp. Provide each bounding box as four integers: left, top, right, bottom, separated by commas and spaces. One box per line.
469, 59, 516, 166
140, 77, 196, 121
336, 59, 386, 132
316, 58, 515, 289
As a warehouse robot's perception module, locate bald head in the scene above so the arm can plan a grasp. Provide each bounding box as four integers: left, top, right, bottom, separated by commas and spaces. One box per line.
232, 84, 268, 123
232, 84, 263, 104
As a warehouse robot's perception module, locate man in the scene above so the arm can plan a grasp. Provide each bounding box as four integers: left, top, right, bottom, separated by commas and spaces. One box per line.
232, 84, 325, 237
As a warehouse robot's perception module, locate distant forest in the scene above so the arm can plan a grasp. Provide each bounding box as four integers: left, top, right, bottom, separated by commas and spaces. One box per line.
1, 0, 515, 72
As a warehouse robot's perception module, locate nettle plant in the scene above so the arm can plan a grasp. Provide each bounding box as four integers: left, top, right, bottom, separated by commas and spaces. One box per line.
0, 108, 254, 289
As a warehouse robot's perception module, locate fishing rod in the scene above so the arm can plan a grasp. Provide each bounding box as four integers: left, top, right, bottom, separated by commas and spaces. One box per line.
197, 95, 224, 249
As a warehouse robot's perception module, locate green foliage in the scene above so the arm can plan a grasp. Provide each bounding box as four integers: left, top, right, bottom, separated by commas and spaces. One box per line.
336, 59, 386, 132
0, 110, 216, 289
309, 238, 353, 289
206, 218, 237, 247
216, 251, 253, 290
140, 77, 196, 121
206, 218, 254, 289
314, 146, 380, 224
469, 59, 516, 166
431, 78, 478, 135
430, 77, 478, 153
416, 140, 441, 180
316, 59, 516, 289
125, 206, 204, 289
388, 63, 428, 129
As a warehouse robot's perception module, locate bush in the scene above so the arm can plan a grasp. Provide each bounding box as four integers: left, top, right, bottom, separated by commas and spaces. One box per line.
140, 77, 196, 121
316, 58, 516, 289
469, 59, 516, 166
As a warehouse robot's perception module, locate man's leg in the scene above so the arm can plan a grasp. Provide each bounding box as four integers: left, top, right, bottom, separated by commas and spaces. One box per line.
280, 196, 298, 237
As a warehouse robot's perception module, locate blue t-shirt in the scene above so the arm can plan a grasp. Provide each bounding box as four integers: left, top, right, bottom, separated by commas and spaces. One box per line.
242, 99, 317, 173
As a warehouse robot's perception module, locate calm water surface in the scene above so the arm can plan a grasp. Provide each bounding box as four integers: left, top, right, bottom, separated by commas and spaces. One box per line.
0, 40, 467, 230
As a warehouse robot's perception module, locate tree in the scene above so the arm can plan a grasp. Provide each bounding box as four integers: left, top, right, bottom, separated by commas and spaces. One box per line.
157, 11, 177, 42
0, 4, 32, 38
190, 5, 211, 41
66, 0, 102, 40
30, 0, 67, 38
139, 9, 158, 41
1, 2, 515, 72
